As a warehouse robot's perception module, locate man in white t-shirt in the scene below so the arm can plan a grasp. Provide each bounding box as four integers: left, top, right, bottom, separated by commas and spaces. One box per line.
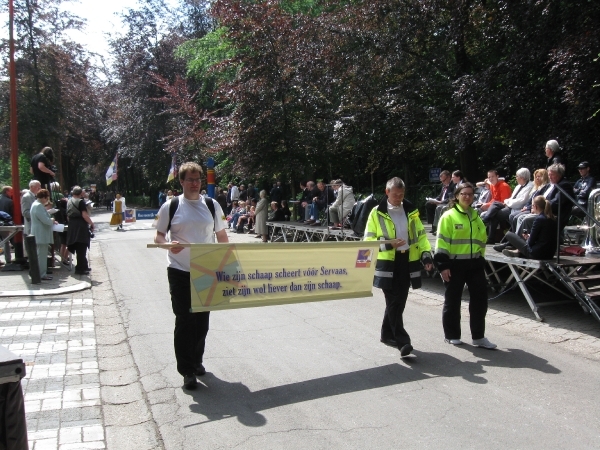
154, 162, 228, 390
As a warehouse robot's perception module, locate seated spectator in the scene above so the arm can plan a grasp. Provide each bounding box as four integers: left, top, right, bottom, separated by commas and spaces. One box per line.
426, 170, 454, 232
301, 181, 319, 222
226, 201, 238, 228
478, 169, 512, 244
501, 196, 558, 260
280, 199, 291, 221
305, 181, 334, 225
268, 201, 286, 221
483, 168, 533, 244
572, 161, 596, 219
517, 163, 573, 240
328, 179, 355, 228
473, 182, 491, 211
235, 201, 257, 233
508, 169, 550, 238
231, 201, 247, 230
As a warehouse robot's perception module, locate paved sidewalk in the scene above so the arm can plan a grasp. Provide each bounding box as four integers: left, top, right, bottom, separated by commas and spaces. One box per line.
1, 220, 600, 449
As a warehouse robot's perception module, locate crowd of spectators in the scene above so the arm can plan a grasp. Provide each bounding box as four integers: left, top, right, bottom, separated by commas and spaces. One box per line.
428, 139, 597, 261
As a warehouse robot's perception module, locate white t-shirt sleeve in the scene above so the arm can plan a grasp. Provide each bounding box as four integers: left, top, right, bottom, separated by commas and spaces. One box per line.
211, 199, 226, 233
155, 200, 172, 236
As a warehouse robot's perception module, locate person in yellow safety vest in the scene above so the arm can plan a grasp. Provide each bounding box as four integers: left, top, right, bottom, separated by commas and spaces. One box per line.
434, 182, 497, 349
364, 177, 433, 358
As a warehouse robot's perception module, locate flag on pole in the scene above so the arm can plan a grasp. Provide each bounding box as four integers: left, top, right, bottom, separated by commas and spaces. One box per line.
105, 153, 118, 186
167, 153, 177, 183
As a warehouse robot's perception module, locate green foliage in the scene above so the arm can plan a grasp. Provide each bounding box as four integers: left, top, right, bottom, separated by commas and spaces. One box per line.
176, 27, 237, 81
127, 196, 153, 208
0, 153, 34, 190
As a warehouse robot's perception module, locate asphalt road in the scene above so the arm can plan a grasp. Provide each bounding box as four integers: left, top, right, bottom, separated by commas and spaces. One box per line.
94, 220, 600, 449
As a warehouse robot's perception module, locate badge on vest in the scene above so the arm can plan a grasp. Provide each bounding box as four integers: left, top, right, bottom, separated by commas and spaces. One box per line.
454, 224, 464, 230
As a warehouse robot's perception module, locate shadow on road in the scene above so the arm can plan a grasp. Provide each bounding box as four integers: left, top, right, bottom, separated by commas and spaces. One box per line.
184, 348, 558, 428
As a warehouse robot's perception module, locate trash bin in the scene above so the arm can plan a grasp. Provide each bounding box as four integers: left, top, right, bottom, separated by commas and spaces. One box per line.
0, 345, 28, 450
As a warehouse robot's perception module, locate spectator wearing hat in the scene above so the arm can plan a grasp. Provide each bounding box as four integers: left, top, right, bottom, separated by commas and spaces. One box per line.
572, 161, 596, 218
545, 140, 564, 169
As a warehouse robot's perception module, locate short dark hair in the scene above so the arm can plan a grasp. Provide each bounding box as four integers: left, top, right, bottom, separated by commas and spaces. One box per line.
41, 147, 54, 162
449, 182, 476, 208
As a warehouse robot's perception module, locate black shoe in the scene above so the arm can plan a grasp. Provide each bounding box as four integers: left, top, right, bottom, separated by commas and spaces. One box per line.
430, 228, 437, 235
183, 374, 198, 389
194, 364, 206, 376
400, 344, 413, 357
75, 270, 91, 275
46, 270, 53, 274
493, 242, 509, 252
380, 338, 397, 348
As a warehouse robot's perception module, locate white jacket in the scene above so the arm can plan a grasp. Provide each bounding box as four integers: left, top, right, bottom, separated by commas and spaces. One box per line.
504, 181, 533, 210
332, 185, 355, 212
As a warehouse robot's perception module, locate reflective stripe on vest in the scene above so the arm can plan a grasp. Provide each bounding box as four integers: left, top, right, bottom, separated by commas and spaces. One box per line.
374, 270, 394, 278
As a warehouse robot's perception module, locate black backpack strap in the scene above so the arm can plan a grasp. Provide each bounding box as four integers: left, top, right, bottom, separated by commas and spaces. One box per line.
167, 197, 180, 233
166, 196, 216, 233
205, 196, 216, 221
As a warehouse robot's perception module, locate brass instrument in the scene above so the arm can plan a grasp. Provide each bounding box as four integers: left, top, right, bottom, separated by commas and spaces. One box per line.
583, 188, 600, 252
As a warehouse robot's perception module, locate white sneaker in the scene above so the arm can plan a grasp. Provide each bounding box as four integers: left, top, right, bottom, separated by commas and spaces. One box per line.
472, 337, 497, 349
444, 338, 463, 345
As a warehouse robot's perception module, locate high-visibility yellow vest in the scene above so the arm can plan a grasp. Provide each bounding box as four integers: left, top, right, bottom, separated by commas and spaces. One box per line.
364, 199, 431, 290
435, 204, 487, 266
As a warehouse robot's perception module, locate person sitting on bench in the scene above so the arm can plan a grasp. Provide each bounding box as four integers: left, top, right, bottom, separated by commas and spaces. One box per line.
502, 196, 558, 260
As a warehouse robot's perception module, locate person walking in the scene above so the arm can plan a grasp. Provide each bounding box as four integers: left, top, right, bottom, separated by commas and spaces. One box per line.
364, 177, 433, 357
434, 182, 496, 349
154, 162, 228, 390
110, 193, 126, 230
30, 189, 56, 281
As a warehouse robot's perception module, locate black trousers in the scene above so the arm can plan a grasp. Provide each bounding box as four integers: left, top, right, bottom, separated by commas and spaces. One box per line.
425, 202, 437, 224
442, 258, 488, 340
168, 267, 210, 376
381, 252, 411, 347
504, 231, 532, 258
72, 242, 89, 272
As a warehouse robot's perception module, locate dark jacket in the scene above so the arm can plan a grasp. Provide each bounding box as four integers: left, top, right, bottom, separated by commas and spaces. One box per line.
573, 175, 596, 207
436, 182, 456, 204
315, 186, 335, 210
546, 178, 574, 229
546, 154, 565, 169
0, 194, 13, 216
526, 213, 558, 259
523, 184, 551, 212
216, 193, 227, 212
268, 208, 286, 221
300, 188, 312, 204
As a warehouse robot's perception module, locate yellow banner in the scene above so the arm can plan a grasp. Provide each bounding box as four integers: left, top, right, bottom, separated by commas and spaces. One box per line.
189, 242, 379, 312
